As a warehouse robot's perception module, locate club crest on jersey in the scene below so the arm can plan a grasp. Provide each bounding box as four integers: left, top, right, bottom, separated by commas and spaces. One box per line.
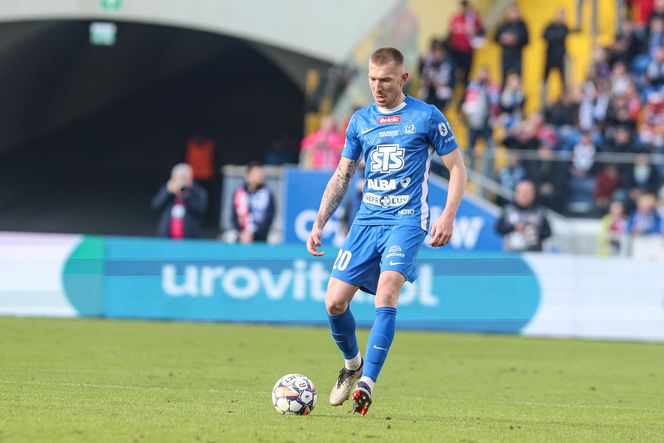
378, 115, 401, 125
404, 121, 416, 134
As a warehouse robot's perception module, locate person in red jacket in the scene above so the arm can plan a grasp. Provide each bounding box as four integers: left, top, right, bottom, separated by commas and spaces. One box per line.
447, 0, 485, 89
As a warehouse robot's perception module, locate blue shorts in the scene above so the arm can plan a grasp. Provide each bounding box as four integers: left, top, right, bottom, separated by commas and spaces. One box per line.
330, 224, 427, 295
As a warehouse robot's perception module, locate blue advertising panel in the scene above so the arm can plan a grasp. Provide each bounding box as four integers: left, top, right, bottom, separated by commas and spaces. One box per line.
283, 168, 502, 251
94, 237, 539, 333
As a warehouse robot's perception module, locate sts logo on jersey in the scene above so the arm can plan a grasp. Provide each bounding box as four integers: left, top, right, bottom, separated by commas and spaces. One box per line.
370, 144, 405, 172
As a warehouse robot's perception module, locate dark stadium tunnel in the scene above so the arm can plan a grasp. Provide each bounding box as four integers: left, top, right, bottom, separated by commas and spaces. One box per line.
0, 20, 323, 236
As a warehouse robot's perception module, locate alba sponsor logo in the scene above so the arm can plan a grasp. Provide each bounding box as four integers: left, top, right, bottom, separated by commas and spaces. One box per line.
377, 116, 401, 125
367, 178, 397, 191
161, 261, 438, 306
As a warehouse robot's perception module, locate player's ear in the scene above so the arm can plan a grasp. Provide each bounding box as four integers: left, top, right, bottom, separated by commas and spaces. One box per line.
401, 72, 409, 85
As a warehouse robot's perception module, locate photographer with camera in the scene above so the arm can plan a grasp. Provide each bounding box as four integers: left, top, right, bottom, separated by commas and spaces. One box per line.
151, 163, 208, 239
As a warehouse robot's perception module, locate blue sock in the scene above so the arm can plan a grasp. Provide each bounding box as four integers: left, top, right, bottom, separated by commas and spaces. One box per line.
327, 308, 359, 360
363, 307, 397, 382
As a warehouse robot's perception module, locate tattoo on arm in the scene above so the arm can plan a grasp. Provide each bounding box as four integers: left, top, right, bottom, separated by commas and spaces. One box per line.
314, 159, 360, 229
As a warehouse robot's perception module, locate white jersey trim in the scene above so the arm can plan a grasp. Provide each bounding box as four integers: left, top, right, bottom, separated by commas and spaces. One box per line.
420, 147, 434, 230
377, 100, 408, 114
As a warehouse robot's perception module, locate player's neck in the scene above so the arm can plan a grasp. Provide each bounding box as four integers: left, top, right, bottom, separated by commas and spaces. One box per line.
376, 93, 407, 114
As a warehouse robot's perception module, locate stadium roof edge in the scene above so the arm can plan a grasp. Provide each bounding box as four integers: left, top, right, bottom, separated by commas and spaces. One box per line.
0, 0, 401, 64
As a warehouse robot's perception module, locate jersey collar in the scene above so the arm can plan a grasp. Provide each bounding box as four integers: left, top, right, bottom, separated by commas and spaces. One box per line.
376, 96, 409, 114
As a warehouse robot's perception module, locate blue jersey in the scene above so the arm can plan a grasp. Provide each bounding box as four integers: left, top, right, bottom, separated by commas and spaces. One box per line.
342, 95, 458, 231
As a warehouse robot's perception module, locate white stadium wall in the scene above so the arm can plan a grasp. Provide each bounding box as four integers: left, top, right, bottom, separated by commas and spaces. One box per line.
1, 232, 663, 342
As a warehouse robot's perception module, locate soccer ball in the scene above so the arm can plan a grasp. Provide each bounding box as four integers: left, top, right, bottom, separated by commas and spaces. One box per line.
272, 373, 317, 415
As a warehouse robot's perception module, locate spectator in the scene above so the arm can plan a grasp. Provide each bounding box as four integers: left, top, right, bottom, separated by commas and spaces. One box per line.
610, 61, 633, 97
447, 0, 485, 88
650, 0, 664, 27
496, 151, 528, 206
644, 44, 664, 94
419, 39, 439, 74
495, 180, 552, 251
622, 81, 643, 119
604, 95, 639, 136
578, 68, 610, 130
495, 5, 530, 85
628, 192, 663, 234
605, 126, 636, 153
542, 9, 571, 93
646, 17, 664, 57
461, 66, 500, 173
503, 121, 540, 152
544, 90, 579, 150
499, 71, 526, 129
529, 112, 559, 150
419, 41, 456, 110
151, 163, 208, 240
632, 0, 655, 28
598, 200, 628, 255
624, 153, 661, 201
300, 115, 344, 170
530, 144, 568, 212
544, 90, 579, 128
570, 131, 597, 177
231, 163, 275, 243
590, 46, 611, 80
609, 19, 644, 66
594, 165, 623, 211
566, 130, 598, 214
638, 92, 664, 149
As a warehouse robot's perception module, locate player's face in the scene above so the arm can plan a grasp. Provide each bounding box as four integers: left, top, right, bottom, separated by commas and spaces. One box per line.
368, 60, 408, 109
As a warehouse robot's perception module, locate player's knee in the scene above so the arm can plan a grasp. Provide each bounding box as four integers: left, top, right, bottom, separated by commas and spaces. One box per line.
325, 295, 349, 316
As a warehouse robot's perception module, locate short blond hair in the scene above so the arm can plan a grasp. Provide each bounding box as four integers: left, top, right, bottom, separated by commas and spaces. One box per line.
370, 47, 404, 66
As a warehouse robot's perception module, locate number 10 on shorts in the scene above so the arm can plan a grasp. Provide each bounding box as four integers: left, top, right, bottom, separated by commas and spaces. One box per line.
333, 249, 352, 271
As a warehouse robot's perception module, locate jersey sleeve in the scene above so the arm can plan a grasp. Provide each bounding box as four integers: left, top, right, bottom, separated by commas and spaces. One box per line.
428, 106, 458, 156
341, 113, 362, 160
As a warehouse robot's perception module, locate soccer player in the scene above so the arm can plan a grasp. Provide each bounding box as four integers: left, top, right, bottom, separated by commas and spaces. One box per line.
306, 47, 467, 415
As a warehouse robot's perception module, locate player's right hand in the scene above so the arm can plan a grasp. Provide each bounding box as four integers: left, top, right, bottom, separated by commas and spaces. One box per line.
306, 227, 325, 256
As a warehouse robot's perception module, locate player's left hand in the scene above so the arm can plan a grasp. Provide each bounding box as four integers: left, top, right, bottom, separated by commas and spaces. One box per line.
429, 213, 454, 247
306, 226, 326, 256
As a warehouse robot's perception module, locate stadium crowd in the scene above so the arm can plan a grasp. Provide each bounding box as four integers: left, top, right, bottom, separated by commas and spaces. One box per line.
415, 0, 664, 241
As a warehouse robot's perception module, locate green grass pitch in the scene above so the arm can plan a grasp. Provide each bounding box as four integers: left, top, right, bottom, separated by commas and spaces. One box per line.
0, 317, 663, 442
